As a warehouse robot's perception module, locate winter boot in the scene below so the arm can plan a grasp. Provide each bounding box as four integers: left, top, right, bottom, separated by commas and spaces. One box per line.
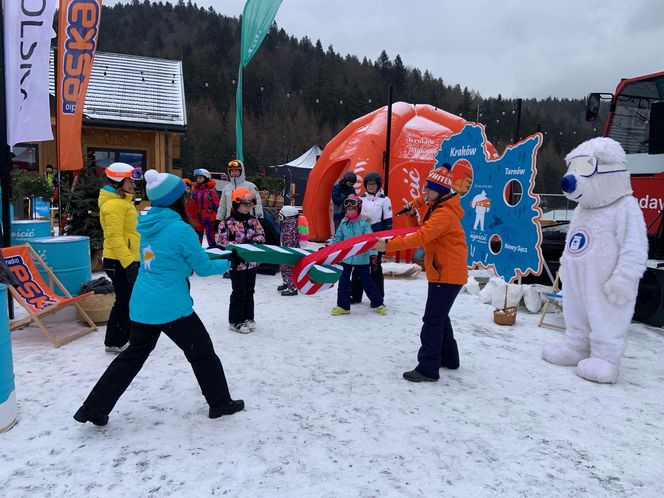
440, 340, 460, 369
373, 305, 387, 315
277, 284, 288, 291
281, 289, 298, 296
73, 405, 109, 426
209, 399, 245, 419
403, 369, 438, 383
244, 320, 256, 332
331, 306, 350, 316
105, 342, 129, 354
229, 322, 251, 334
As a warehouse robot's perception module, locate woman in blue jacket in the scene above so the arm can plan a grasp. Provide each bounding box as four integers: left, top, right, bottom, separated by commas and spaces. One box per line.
74, 170, 243, 426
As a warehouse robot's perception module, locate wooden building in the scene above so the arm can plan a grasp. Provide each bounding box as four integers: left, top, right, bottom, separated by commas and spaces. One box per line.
11, 50, 187, 176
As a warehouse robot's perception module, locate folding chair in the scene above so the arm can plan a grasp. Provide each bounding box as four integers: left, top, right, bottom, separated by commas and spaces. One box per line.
1, 244, 97, 348
538, 271, 565, 331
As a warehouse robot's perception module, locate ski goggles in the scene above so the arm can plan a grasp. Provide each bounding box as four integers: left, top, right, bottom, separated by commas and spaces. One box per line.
193, 168, 209, 177
234, 196, 256, 205
343, 198, 360, 208
130, 168, 143, 181
566, 156, 627, 177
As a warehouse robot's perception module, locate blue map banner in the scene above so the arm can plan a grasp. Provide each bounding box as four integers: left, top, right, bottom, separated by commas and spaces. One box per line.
433, 124, 543, 282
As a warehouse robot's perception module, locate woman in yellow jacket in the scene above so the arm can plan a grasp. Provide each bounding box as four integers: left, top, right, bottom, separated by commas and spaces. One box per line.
375, 167, 468, 382
99, 163, 141, 353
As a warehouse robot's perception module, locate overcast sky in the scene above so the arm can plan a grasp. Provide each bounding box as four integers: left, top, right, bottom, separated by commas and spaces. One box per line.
105, 0, 662, 99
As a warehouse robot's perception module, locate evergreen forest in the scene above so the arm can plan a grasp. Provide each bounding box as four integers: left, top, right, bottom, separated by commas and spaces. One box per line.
97, 1, 604, 193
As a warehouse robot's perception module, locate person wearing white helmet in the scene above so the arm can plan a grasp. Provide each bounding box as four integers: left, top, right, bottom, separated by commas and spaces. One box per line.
99, 162, 142, 353
188, 167, 220, 247
216, 159, 263, 224
277, 205, 301, 296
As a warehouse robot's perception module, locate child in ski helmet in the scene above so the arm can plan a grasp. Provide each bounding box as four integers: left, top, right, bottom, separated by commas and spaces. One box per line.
216, 187, 266, 333
329, 194, 386, 316
187, 168, 220, 247
216, 159, 263, 222
277, 205, 301, 296
351, 172, 393, 303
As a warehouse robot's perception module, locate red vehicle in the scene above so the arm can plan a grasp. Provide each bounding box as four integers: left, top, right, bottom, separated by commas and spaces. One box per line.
586, 72, 664, 326
586, 71, 664, 234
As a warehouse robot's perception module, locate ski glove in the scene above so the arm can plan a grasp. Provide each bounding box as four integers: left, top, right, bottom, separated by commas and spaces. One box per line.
603, 273, 638, 306
125, 262, 140, 285
370, 255, 379, 272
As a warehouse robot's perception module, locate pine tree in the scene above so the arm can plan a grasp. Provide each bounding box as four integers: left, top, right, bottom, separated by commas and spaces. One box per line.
62, 167, 104, 250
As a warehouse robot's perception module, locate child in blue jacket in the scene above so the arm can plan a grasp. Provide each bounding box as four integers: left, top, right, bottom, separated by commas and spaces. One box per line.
330, 195, 386, 316
74, 170, 244, 426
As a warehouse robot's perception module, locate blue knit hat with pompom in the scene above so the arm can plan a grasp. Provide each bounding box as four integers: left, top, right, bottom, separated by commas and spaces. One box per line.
144, 169, 186, 207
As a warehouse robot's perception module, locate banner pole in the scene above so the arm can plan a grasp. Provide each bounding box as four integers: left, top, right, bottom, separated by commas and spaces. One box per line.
0, 5, 15, 318
383, 84, 394, 196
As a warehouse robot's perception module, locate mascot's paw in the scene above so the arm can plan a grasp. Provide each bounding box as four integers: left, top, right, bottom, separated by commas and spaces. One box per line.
603, 274, 636, 306
576, 357, 619, 384
542, 343, 589, 366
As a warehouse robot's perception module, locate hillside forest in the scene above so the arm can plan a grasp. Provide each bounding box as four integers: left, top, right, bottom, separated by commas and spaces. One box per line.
96, 1, 604, 193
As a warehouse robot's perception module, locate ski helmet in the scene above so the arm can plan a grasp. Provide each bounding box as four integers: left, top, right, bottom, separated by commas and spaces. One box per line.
105, 162, 135, 184
342, 172, 357, 184
228, 159, 244, 174
194, 168, 211, 180
280, 205, 298, 218
364, 172, 382, 190
231, 187, 256, 205
343, 194, 362, 214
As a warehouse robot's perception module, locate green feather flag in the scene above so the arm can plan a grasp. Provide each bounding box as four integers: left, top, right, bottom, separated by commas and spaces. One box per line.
235, 0, 283, 161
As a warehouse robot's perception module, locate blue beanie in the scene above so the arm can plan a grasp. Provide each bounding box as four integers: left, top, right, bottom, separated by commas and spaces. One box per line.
144, 169, 186, 207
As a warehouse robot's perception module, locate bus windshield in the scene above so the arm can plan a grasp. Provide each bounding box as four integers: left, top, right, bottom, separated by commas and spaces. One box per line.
607, 76, 664, 154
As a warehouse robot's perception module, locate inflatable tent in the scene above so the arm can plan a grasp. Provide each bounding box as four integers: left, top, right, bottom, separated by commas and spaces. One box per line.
303, 102, 498, 241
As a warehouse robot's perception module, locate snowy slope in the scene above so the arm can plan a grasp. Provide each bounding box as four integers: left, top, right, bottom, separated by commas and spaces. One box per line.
1, 273, 663, 497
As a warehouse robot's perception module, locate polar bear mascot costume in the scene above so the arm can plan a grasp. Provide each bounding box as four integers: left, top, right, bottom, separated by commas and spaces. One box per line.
542, 137, 648, 383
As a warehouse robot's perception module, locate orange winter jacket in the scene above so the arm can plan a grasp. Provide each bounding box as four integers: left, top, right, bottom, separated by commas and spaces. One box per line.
386, 195, 468, 285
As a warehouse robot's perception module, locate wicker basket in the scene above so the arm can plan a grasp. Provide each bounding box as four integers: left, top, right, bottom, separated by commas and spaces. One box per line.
493, 286, 517, 326
77, 292, 115, 325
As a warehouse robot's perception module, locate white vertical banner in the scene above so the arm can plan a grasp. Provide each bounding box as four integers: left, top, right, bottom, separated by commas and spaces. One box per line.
3, 0, 58, 146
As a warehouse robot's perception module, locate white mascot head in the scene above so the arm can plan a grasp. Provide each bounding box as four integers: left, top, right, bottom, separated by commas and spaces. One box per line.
561, 137, 631, 208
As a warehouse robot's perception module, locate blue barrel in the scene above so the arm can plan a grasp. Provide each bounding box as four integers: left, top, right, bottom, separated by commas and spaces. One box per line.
11, 220, 51, 245
0, 284, 17, 432
28, 236, 92, 297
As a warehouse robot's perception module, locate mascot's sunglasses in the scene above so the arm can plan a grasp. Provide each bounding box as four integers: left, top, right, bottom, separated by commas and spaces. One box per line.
566, 156, 626, 177
343, 198, 360, 208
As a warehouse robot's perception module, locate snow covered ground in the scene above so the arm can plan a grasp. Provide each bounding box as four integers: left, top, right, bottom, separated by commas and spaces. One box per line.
1, 272, 663, 497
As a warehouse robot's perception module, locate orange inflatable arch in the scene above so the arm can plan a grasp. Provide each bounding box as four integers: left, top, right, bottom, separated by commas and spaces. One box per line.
303, 102, 498, 241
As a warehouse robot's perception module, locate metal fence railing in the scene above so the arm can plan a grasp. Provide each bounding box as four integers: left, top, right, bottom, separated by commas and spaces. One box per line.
536, 193, 576, 222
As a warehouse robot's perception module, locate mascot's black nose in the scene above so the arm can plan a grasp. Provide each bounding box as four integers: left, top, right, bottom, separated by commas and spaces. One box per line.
561, 174, 577, 194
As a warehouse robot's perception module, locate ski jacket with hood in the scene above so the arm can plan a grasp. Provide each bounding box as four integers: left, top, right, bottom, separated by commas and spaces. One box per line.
98, 186, 140, 268
188, 179, 220, 228
386, 195, 468, 285
216, 162, 263, 220
216, 210, 266, 270
360, 189, 393, 232
332, 181, 356, 221
130, 207, 229, 324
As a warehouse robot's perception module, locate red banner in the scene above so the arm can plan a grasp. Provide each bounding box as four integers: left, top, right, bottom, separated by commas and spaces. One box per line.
56, 0, 103, 171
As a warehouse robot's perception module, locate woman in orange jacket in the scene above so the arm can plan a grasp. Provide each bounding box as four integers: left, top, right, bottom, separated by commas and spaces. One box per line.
375, 167, 468, 382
